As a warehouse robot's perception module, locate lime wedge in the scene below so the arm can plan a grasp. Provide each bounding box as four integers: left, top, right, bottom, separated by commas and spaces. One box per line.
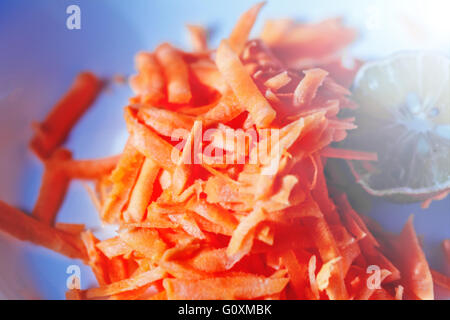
344, 52, 450, 202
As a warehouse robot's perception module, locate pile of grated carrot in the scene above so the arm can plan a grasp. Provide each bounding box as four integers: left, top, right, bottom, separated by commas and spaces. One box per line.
0, 2, 449, 300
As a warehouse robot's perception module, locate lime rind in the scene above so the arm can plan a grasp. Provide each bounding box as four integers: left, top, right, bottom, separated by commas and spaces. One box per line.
354, 168, 450, 199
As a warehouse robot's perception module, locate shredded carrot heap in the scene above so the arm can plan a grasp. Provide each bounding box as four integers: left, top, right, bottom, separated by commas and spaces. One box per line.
0, 2, 449, 300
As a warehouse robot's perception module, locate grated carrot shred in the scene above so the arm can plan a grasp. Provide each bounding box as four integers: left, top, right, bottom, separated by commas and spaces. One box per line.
30, 72, 102, 159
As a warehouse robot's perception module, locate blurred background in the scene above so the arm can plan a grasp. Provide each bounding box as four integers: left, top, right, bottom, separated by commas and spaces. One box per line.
0, 0, 449, 299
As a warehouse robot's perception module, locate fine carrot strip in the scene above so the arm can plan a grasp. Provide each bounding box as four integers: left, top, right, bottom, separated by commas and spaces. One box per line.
32, 149, 72, 225
160, 257, 208, 281
119, 228, 167, 263
393, 216, 434, 300
96, 175, 112, 205
66, 289, 84, 300
330, 225, 356, 249
359, 239, 401, 283
260, 19, 294, 45
179, 102, 217, 117
308, 255, 320, 299
327, 118, 357, 130
216, 40, 276, 128
0, 201, 86, 260
172, 120, 202, 195
421, 190, 450, 209
204, 176, 250, 204
339, 241, 361, 277
30, 72, 102, 159
293, 68, 328, 107
274, 18, 353, 46
96, 237, 133, 259
160, 243, 205, 273
145, 203, 183, 230
163, 275, 289, 300
84, 267, 166, 299
303, 215, 348, 300
109, 283, 162, 300
199, 90, 243, 123
264, 71, 292, 91
316, 257, 342, 291
226, 207, 266, 265
160, 262, 207, 281
370, 288, 395, 300
189, 61, 229, 94
281, 250, 308, 299
145, 290, 168, 300
60, 155, 120, 180
155, 43, 192, 104
82, 182, 102, 212
340, 204, 400, 283
228, 2, 266, 54
337, 194, 380, 247
55, 223, 85, 235
266, 18, 356, 69
101, 140, 146, 224
321, 147, 378, 161
124, 157, 160, 223
190, 212, 234, 236
265, 89, 281, 104
187, 25, 209, 52
130, 52, 165, 103
138, 105, 195, 139
188, 199, 238, 235
125, 107, 178, 172
268, 201, 321, 224
188, 248, 230, 273
395, 285, 404, 300
108, 256, 129, 283
81, 231, 110, 285
168, 213, 206, 240
264, 175, 300, 210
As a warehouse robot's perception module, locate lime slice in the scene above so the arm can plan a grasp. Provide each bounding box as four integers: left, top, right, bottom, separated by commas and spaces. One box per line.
344, 52, 450, 202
